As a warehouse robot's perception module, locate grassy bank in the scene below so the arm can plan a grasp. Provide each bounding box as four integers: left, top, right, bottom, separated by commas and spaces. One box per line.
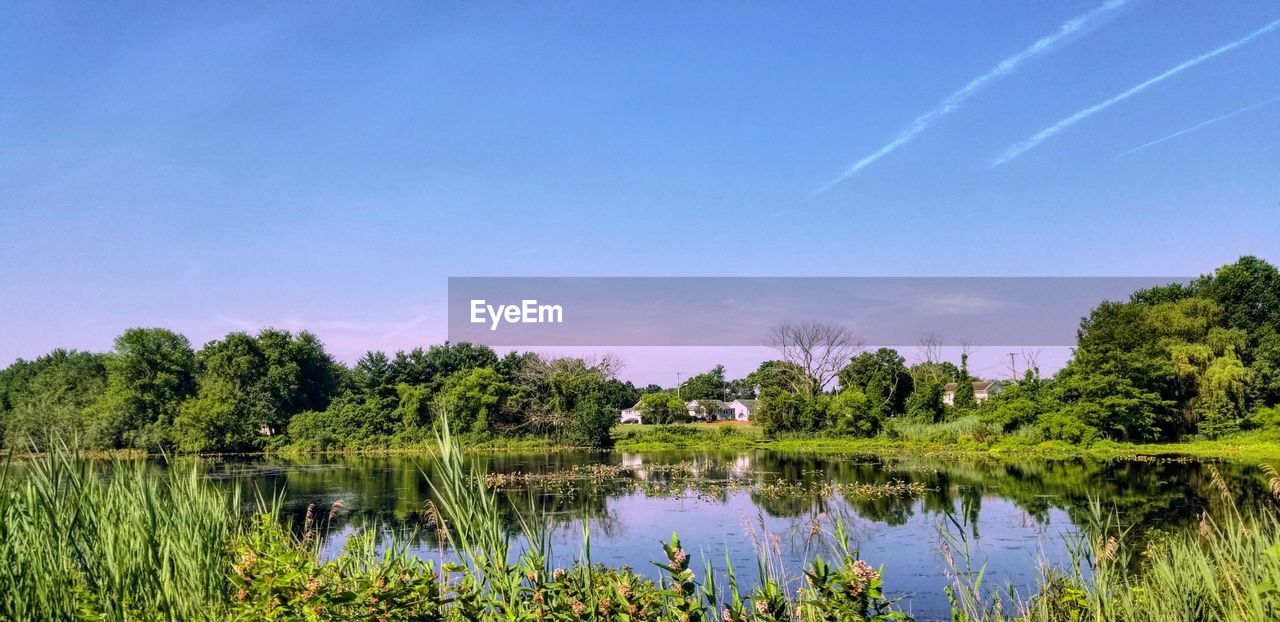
611, 420, 1280, 461
0, 434, 911, 621
6, 434, 1280, 620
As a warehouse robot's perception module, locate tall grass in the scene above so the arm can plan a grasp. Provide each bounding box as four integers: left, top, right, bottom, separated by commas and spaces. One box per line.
0, 449, 237, 621
0, 425, 915, 620
945, 465, 1280, 621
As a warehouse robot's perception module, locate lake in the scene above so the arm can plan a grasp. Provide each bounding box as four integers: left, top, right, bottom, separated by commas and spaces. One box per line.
200, 450, 1273, 621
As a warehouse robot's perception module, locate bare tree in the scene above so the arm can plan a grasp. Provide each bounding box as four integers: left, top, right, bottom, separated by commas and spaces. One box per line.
766, 321, 863, 396
1020, 348, 1042, 380
912, 333, 945, 384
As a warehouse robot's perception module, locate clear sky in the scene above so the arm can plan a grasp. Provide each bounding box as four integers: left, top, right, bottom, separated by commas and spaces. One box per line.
2, 1, 1278, 384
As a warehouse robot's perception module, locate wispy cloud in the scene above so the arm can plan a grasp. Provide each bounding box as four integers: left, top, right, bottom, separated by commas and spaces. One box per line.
813, 0, 1130, 195
1116, 95, 1280, 157
991, 17, 1280, 167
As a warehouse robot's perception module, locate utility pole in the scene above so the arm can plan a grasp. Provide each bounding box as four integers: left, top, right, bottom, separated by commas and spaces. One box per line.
676, 372, 683, 400
1008, 353, 1017, 381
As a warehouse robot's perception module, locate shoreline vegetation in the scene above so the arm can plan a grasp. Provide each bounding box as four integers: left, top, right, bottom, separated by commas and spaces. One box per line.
7, 421, 1280, 464
6, 427, 1280, 620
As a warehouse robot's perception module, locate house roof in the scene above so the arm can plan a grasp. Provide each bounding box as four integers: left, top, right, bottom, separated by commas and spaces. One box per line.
943, 380, 998, 392
732, 399, 758, 410
686, 399, 729, 409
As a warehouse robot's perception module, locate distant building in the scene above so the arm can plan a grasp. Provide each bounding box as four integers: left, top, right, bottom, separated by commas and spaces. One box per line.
727, 399, 757, 422
942, 380, 1003, 405
620, 397, 759, 424
620, 401, 644, 424
685, 398, 757, 421
686, 399, 734, 421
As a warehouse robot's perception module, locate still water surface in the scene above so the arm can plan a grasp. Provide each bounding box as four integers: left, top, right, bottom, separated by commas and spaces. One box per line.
201, 450, 1272, 621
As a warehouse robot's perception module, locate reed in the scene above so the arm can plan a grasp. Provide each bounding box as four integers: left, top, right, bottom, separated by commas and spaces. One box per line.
0, 447, 237, 621
944, 479, 1280, 622
0, 424, 913, 620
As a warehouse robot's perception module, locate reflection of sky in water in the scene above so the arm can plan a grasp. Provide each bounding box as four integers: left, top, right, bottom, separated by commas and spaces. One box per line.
204, 451, 1265, 622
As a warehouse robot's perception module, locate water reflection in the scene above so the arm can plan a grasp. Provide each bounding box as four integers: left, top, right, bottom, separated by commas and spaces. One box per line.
198, 451, 1273, 621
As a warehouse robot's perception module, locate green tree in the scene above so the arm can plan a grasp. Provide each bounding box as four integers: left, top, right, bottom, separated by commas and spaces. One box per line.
93, 328, 196, 448
754, 387, 824, 435
828, 388, 879, 436
839, 348, 913, 418
637, 391, 688, 424
905, 381, 945, 423
435, 367, 518, 436
680, 365, 728, 401
599, 378, 642, 410
254, 329, 342, 435
746, 360, 809, 395
0, 350, 107, 449
953, 354, 977, 410
390, 342, 499, 393
562, 390, 615, 448
172, 333, 270, 452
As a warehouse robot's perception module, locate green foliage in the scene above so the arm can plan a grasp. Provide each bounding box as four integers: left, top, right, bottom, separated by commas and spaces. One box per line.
92, 328, 197, 449
979, 370, 1049, 432
436, 367, 519, 436
839, 348, 913, 419
0, 349, 107, 450
562, 390, 616, 448
287, 396, 399, 451
746, 360, 807, 395
0, 452, 236, 620
6, 257, 1280, 453
599, 377, 643, 410
755, 387, 825, 435
905, 381, 945, 423
828, 388, 881, 436
680, 364, 730, 401
638, 391, 690, 424
953, 354, 977, 410
947, 472, 1280, 622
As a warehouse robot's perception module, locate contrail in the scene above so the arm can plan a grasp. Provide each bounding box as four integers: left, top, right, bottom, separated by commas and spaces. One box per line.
991, 17, 1280, 167
813, 0, 1130, 195
1116, 95, 1280, 157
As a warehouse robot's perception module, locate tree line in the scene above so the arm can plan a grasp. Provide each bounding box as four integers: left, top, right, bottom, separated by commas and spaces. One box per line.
3, 256, 1278, 452
733, 256, 1280, 443
0, 333, 648, 452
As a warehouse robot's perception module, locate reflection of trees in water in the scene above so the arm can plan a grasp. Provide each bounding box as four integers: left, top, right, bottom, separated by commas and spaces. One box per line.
204, 450, 1275, 551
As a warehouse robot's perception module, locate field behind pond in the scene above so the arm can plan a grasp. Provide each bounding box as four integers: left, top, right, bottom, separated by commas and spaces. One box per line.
612, 420, 1280, 462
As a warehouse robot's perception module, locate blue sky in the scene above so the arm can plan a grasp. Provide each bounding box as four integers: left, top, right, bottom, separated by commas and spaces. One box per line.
2, 1, 1277, 383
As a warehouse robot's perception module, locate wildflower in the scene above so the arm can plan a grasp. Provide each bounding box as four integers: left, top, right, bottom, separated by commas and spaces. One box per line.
722, 609, 734, 622
553, 568, 566, 581
571, 600, 587, 616
301, 578, 322, 602
235, 589, 248, 601
619, 583, 633, 599
852, 560, 880, 585
755, 600, 769, 614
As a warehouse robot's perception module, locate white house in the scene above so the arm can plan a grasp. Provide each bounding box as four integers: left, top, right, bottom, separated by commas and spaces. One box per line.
727, 399, 757, 422
684, 398, 757, 421
685, 399, 734, 421
942, 380, 1003, 405
620, 401, 644, 424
